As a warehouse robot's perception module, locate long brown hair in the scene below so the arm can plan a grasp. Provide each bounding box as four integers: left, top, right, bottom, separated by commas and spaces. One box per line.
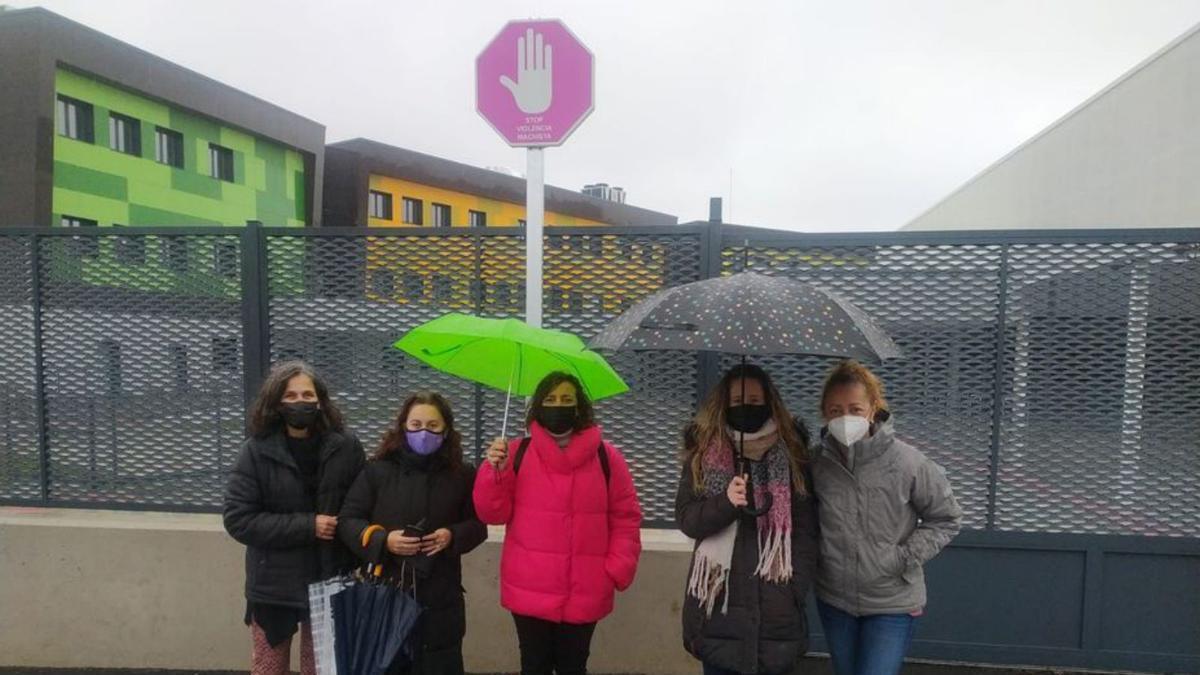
525, 372, 596, 433
248, 360, 344, 438
374, 391, 464, 470
683, 363, 808, 494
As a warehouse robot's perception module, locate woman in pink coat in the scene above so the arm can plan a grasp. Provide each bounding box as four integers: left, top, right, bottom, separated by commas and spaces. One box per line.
474, 372, 643, 675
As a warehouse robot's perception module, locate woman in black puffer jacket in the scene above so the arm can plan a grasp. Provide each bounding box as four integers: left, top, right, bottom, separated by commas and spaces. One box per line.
223, 360, 365, 675
338, 391, 487, 675
676, 364, 819, 675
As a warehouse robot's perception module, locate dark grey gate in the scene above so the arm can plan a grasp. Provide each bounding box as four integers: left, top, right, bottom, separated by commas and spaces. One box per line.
0, 223, 1196, 672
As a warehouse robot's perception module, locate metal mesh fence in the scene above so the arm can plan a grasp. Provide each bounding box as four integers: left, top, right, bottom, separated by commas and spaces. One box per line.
0, 235, 39, 501
0, 225, 1196, 536
541, 231, 705, 523
264, 231, 528, 466
23, 230, 245, 508
725, 236, 1200, 536
996, 242, 1200, 536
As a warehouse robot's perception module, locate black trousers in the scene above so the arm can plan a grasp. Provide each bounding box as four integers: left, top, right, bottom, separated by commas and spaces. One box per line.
512, 613, 598, 675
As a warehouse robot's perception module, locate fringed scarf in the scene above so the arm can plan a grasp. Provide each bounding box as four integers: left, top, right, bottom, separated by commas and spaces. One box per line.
686, 419, 793, 617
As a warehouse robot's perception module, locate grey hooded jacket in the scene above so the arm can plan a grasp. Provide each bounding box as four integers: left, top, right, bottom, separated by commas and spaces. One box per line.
812, 411, 962, 616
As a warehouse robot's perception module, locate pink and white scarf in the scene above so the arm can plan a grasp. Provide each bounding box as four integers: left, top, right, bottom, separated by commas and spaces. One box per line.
686, 420, 793, 617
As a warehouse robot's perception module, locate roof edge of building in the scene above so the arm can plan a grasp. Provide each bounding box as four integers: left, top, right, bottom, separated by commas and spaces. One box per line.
328, 137, 678, 226
1, 7, 326, 134
901, 18, 1200, 230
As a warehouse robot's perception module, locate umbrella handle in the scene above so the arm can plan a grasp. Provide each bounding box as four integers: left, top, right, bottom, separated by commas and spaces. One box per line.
492, 356, 518, 482
737, 459, 774, 518
359, 524, 386, 578
740, 492, 774, 518
501, 384, 511, 440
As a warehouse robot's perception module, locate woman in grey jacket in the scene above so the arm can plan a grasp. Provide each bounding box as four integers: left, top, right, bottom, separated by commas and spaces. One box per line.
812, 360, 962, 675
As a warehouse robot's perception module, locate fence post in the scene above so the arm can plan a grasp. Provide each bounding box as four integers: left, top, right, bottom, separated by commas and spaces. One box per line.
985, 243, 1011, 530
473, 231, 485, 457
240, 222, 270, 416
28, 233, 51, 502
695, 222, 724, 403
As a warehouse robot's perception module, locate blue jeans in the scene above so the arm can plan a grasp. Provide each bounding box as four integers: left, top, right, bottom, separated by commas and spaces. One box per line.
817, 599, 917, 675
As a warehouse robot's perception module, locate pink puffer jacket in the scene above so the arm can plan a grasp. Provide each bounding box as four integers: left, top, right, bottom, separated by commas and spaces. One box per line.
473, 422, 643, 624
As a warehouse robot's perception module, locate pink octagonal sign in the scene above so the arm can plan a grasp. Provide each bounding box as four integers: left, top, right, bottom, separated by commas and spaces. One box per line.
476, 19, 594, 147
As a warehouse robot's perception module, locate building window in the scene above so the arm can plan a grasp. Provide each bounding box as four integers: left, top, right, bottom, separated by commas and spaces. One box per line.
56, 95, 94, 143
169, 344, 189, 392
432, 203, 451, 228
113, 225, 145, 266
370, 268, 395, 297
108, 112, 141, 156
60, 216, 99, 258
368, 191, 393, 220
211, 337, 240, 373
209, 143, 234, 182
100, 338, 123, 395
432, 274, 454, 303
547, 286, 566, 312
490, 281, 512, 309
155, 127, 184, 168
161, 237, 190, 274
469, 210, 487, 228
402, 198, 423, 225
403, 271, 425, 302
213, 240, 240, 279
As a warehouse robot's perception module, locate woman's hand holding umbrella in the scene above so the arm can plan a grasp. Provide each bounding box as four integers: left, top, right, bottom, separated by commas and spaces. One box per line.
726, 475, 749, 508
485, 437, 509, 470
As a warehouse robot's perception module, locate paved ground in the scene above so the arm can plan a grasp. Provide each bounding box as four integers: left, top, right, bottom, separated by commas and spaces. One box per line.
0, 660, 1150, 675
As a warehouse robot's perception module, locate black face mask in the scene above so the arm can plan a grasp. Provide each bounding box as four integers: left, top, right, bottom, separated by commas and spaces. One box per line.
727, 404, 771, 434
281, 402, 320, 430
538, 406, 578, 435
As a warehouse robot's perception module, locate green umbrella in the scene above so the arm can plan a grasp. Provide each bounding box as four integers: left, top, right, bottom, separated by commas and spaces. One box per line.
393, 313, 628, 437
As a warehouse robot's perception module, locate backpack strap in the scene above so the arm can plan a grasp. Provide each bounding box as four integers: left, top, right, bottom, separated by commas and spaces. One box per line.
512, 437, 533, 475
513, 436, 611, 486
596, 440, 611, 484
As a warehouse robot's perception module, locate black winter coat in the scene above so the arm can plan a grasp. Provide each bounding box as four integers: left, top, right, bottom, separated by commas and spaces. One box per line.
338, 450, 487, 674
223, 429, 366, 609
676, 425, 819, 675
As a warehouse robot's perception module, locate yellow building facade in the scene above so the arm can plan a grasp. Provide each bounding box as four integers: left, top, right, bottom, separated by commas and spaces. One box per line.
365, 175, 605, 228
324, 139, 679, 313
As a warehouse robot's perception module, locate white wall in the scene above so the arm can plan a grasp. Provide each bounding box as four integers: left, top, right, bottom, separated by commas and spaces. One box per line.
904, 24, 1200, 231
0, 507, 700, 674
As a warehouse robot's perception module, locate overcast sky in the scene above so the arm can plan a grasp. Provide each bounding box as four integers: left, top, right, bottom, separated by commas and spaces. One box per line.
23, 0, 1200, 230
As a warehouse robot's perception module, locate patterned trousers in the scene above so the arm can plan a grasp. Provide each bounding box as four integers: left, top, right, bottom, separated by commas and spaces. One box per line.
250, 620, 315, 675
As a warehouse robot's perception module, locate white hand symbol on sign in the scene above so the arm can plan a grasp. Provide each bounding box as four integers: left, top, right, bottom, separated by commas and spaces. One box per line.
500, 28, 552, 114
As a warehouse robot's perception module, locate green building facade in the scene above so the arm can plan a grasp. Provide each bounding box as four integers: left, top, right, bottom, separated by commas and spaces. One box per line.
43, 68, 313, 294
53, 68, 307, 229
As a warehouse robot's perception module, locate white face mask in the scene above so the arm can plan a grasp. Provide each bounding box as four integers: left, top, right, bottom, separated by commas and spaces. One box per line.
828, 415, 871, 447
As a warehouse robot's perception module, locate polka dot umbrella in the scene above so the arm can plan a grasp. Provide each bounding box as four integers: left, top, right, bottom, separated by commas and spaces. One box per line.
589, 271, 900, 361
588, 271, 901, 515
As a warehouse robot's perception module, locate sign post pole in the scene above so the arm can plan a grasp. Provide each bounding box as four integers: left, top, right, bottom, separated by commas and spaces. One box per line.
476, 19, 594, 328
525, 147, 544, 327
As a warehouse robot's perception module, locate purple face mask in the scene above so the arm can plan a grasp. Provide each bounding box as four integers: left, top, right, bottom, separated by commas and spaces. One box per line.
406, 429, 444, 456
